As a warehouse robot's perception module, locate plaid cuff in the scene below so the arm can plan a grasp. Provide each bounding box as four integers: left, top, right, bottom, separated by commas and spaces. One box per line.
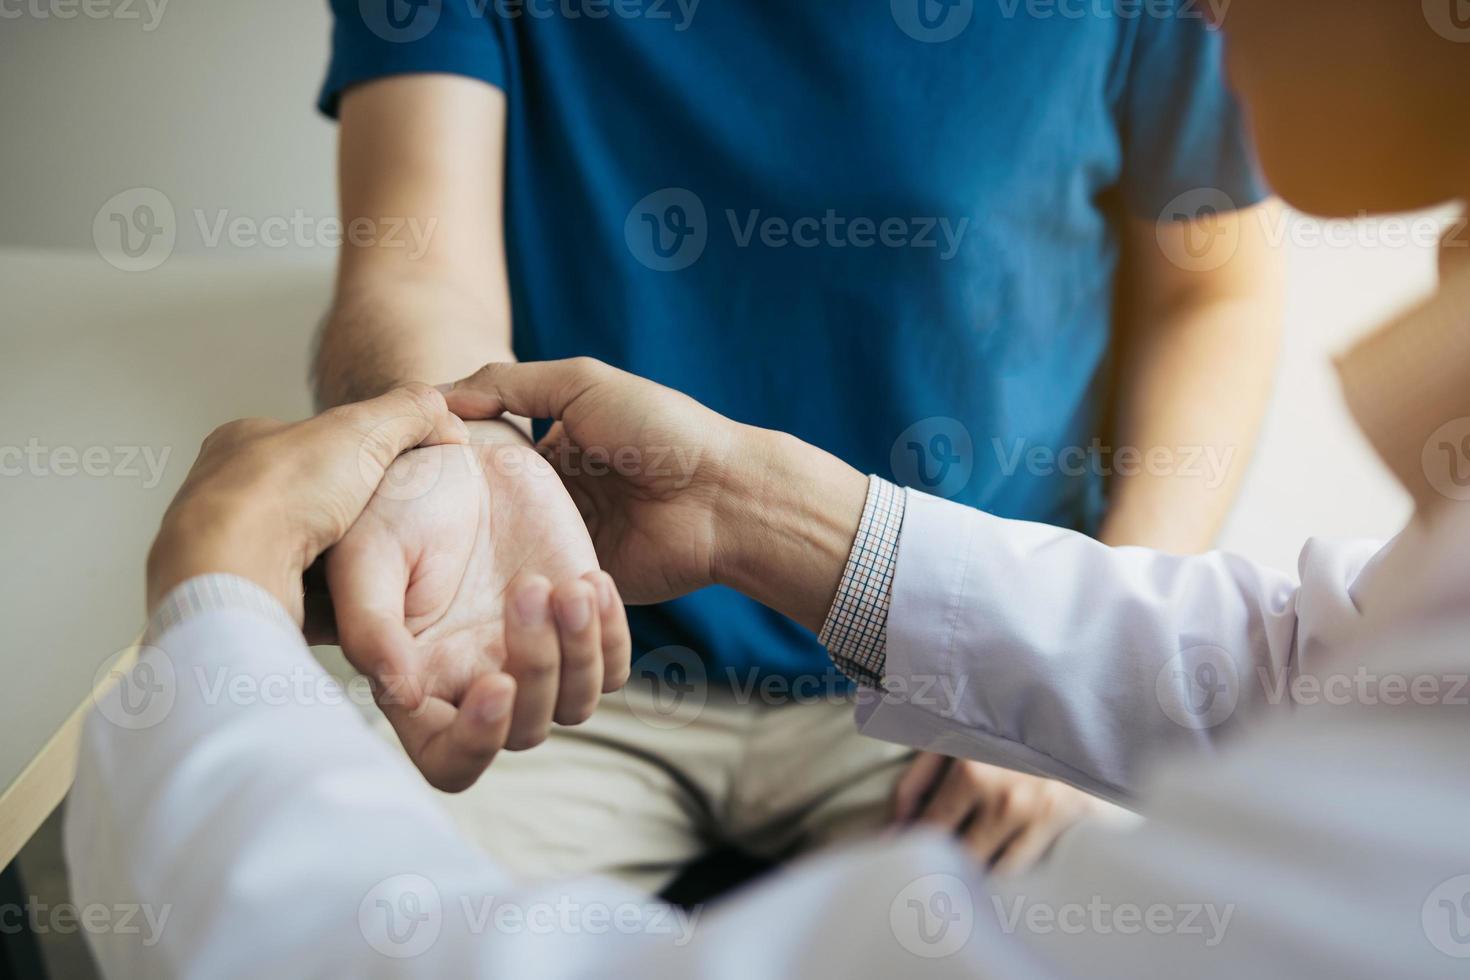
819, 476, 907, 688
144, 574, 299, 647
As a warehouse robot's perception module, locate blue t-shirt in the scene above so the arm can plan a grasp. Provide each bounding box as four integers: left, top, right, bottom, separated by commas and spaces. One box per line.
321, 0, 1264, 688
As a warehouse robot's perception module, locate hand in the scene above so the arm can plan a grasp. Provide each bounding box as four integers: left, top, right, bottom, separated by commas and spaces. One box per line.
893, 753, 1106, 875
327, 434, 631, 791
442, 359, 869, 631
147, 384, 466, 620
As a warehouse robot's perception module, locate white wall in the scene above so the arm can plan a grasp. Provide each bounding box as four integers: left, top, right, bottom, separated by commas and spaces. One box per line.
0, 1, 1440, 569
0, 0, 336, 256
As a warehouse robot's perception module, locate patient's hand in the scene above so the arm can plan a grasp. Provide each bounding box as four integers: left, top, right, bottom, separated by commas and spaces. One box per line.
327, 439, 630, 791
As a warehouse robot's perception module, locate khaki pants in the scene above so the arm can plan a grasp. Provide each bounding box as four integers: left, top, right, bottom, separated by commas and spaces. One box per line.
381, 678, 914, 895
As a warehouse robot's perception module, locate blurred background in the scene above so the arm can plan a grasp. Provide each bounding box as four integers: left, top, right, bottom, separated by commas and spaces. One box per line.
0, 1, 1444, 975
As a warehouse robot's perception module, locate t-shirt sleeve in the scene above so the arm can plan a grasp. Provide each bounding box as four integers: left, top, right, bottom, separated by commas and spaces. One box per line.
1113, 8, 1267, 217
317, 0, 507, 118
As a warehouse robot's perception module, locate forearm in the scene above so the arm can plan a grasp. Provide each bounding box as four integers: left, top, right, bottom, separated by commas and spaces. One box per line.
1102, 212, 1283, 552
315, 275, 530, 443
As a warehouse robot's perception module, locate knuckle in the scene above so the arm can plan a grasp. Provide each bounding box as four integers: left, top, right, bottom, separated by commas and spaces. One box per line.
511, 653, 560, 684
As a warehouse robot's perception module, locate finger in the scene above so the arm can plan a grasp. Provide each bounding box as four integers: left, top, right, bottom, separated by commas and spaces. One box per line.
892, 752, 948, 824
916, 762, 977, 830
441, 358, 610, 422
333, 383, 467, 475
326, 537, 425, 708
990, 822, 1063, 877
503, 573, 559, 750
551, 578, 602, 725
588, 571, 631, 693
963, 804, 1029, 866
381, 672, 516, 793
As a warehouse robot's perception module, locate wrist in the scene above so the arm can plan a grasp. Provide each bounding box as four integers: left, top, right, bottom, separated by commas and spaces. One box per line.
146, 500, 303, 624
713, 427, 868, 633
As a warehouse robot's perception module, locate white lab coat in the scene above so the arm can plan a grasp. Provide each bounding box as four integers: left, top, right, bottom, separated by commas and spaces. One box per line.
65, 488, 1470, 977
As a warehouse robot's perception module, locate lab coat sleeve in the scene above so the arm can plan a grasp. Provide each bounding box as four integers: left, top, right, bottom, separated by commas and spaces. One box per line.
856, 488, 1388, 803
61, 596, 1059, 979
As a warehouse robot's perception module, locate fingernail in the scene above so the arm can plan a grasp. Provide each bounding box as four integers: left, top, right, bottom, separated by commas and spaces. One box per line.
558, 592, 593, 633
514, 581, 550, 627
434, 382, 455, 394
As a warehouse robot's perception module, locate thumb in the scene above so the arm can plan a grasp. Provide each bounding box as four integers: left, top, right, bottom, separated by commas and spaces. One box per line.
326, 535, 427, 710
440, 358, 612, 422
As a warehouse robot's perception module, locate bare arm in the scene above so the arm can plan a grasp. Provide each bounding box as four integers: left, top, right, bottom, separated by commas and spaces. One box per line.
1098, 201, 1285, 553
314, 73, 528, 443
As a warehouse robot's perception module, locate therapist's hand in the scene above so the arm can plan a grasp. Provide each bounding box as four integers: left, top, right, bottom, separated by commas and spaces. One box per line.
146, 384, 466, 624
327, 436, 631, 789
442, 359, 869, 631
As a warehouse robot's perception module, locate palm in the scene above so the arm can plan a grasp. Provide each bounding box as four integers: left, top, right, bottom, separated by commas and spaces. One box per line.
330, 442, 596, 705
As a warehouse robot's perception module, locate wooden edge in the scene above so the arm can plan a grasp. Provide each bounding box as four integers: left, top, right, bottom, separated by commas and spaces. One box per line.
0, 644, 139, 869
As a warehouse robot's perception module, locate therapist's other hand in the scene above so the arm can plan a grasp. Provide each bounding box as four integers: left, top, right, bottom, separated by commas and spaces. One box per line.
146, 384, 467, 621
893, 753, 1105, 875
327, 436, 631, 790
443, 360, 868, 632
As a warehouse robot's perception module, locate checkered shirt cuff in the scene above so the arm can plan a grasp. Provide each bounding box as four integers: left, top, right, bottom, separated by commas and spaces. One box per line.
144, 574, 299, 647
818, 476, 907, 688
